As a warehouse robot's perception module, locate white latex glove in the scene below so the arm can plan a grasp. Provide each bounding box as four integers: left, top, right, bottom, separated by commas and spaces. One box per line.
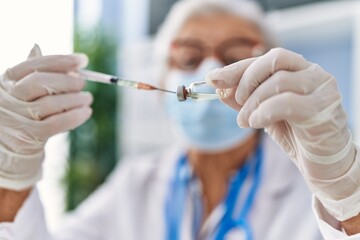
206, 48, 360, 221
0, 45, 93, 191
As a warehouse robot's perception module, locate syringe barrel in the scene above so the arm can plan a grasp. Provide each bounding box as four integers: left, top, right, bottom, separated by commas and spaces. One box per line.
79, 69, 115, 84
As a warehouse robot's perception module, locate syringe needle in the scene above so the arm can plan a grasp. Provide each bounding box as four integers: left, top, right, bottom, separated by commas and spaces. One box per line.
136, 82, 176, 94
79, 69, 176, 94
156, 88, 176, 94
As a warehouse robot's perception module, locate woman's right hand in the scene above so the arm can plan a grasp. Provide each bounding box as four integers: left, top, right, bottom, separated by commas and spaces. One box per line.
0, 45, 93, 191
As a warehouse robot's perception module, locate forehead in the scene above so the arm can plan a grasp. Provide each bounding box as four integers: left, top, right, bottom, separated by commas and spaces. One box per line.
175, 13, 264, 45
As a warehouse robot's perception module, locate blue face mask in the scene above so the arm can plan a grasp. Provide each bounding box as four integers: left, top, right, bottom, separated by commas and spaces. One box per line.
164, 59, 254, 152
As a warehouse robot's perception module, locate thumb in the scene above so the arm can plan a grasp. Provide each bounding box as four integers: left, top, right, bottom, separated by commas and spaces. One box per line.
27, 44, 42, 59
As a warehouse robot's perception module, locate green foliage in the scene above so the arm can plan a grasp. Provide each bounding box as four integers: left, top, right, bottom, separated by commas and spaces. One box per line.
64, 26, 119, 211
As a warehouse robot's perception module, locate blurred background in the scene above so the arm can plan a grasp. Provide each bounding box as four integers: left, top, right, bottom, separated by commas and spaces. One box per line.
0, 0, 359, 232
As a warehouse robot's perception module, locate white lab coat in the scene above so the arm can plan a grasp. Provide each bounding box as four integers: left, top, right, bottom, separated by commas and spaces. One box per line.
0, 134, 359, 240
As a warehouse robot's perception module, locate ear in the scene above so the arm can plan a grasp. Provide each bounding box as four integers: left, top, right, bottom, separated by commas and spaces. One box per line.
27, 44, 42, 59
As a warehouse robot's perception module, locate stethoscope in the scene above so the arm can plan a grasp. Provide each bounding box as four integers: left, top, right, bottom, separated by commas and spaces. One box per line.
165, 144, 263, 240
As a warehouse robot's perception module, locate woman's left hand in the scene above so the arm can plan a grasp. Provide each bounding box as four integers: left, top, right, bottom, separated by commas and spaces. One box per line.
205, 48, 360, 222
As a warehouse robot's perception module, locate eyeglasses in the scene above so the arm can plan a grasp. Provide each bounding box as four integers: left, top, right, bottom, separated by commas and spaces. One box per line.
169, 37, 261, 70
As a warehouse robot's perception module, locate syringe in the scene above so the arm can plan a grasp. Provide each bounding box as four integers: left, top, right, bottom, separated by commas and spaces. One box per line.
79, 69, 225, 102
78, 69, 176, 94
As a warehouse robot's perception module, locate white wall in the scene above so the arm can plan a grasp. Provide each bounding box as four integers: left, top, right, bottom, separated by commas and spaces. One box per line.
0, 1, 74, 71
118, 0, 175, 156
0, 0, 74, 231
119, 40, 175, 156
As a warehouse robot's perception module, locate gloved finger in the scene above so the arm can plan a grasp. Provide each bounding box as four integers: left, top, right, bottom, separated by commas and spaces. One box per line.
243, 92, 313, 128
27, 92, 93, 120
40, 106, 92, 137
238, 64, 329, 127
235, 48, 312, 106
27, 44, 42, 59
240, 76, 341, 128
8, 72, 85, 101
216, 88, 242, 111
205, 57, 257, 89
3, 54, 88, 81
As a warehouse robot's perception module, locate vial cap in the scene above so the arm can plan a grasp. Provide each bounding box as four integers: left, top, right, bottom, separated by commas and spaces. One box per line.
176, 85, 187, 101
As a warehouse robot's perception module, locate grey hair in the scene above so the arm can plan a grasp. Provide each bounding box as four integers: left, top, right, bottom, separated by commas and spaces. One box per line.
154, 0, 277, 60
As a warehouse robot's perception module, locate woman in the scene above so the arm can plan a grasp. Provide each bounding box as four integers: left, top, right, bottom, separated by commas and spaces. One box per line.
0, 0, 358, 239
155, 1, 321, 239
